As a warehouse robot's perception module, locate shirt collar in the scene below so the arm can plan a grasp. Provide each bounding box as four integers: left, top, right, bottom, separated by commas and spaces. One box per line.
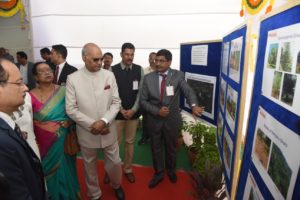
120, 62, 132, 70
0, 111, 16, 129
58, 61, 66, 69
158, 69, 170, 76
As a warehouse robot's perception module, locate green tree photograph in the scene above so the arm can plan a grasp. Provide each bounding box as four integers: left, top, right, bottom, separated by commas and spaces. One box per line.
271, 71, 282, 99
267, 43, 278, 69
281, 73, 297, 106
280, 42, 292, 72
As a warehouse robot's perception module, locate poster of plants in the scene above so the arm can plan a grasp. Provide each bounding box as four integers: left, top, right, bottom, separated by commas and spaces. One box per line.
225, 85, 238, 133
229, 36, 243, 83
222, 42, 230, 75
223, 127, 233, 179
185, 72, 216, 119
217, 111, 224, 143
262, 23, 300, 116
251, 107, 300, 200
219, 78, 226, 112
243, 172, 264, 200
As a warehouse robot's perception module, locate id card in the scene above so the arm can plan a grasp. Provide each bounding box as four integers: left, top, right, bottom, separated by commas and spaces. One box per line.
166, 85, 174, 96
133, 80, 139, 90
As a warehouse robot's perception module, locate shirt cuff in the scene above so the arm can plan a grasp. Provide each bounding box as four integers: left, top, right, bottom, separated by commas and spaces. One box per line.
101, 118, 109, 126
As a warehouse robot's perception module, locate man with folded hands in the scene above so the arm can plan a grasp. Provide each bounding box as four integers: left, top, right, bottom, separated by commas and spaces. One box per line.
66, 43, 124, 200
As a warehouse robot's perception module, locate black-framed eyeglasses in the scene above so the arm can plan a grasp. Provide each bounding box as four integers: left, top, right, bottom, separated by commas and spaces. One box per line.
92, 57, 102, 63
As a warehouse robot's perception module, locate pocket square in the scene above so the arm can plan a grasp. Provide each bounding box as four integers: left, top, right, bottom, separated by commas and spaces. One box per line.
104, 85, 111, 90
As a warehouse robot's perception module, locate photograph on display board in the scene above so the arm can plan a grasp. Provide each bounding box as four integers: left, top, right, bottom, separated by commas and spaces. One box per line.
185, 72, 216, 119
225, 84, 238, 133
229, 36, 243, 83
267, 43, 279, 69
217, 112, 224, 143
243, 172, 264, 200
253, 128, 271, 170
262, 23, 300, 116
297, 51, 300, 74
251, 107, 300, 200
223, 127, 233, 178
222, 42, 230, 75
220, 78, 226, 112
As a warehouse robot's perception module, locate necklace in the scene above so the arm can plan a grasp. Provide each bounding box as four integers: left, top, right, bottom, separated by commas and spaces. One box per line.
38, 84, 55, 103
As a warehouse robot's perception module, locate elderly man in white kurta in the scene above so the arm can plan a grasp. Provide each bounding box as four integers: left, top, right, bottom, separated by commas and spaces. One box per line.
66, 43, 125, 200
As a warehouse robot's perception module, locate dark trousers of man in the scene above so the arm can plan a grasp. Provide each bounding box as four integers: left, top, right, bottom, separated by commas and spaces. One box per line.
141, 112, 149, 141
148, 116, 178, 174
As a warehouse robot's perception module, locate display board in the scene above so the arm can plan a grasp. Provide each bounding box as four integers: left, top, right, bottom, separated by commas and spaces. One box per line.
216, 24, 247, 198
180, 40, 222, 125
236, 2, 300, 200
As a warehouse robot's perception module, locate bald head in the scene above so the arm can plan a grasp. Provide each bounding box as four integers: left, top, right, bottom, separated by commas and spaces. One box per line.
82, 43, 103, 72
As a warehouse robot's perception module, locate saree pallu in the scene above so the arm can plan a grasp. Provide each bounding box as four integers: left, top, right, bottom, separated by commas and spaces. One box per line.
31, 86, 81, 200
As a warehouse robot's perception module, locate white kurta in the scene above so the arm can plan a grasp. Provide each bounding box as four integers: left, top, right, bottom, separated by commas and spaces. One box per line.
66, 67, 121, 148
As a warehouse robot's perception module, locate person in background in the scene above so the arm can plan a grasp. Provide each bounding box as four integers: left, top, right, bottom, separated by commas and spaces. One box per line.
140, 49, 204, 188
112, 42, 143, 184
0, 47, 14, 63
16, 51, 36, 90
102, 52, 113, 71
138, 52, 157, 145
40, 47, 56, 71
12, 92, 40, 159
0, 59, 47, 200
30, 62, 81, 199
66, 43, 125, 200
50, 44, 77, 85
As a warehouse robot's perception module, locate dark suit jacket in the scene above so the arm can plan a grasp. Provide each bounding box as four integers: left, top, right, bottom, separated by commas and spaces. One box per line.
57, 62, 77, 85
0, 118, 46, 200
141, 69, 198, 130
16, 62, 36, 90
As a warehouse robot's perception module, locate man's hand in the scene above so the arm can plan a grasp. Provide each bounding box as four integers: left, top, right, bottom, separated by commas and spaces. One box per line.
158, 106, 169, 117
90, 120, 106, 135
192, 106, 205, 118
124, 109, 135, 119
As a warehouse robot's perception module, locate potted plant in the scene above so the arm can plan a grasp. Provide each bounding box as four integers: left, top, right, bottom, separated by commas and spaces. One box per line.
185, 121, 225, 199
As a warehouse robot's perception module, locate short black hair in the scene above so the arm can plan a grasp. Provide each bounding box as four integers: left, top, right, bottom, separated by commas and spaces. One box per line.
40, 47, 51, 55
32, 61, 49, 75
121, 43, 135, 53
16, 51, 28, 60
156, 49, 172, 61
0, 59, 9, 85
52, 44, 68, 59
103, 52, 113, 58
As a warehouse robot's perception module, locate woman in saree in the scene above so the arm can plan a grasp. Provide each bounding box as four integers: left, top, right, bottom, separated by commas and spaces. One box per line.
29, 62, 81, 199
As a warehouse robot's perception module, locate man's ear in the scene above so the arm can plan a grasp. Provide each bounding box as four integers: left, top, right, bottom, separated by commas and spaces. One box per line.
82, 55, 86, 62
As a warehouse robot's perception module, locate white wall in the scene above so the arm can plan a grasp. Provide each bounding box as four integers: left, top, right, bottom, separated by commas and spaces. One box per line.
30, 0, 244, 69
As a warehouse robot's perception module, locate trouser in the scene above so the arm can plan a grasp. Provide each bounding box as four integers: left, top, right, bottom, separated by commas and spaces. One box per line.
116, 119, 139, 173
80, 141, 122, 199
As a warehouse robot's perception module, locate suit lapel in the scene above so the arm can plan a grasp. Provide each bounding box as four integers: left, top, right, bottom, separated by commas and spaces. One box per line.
58, 62, 67, 83
152, 72, 160, 99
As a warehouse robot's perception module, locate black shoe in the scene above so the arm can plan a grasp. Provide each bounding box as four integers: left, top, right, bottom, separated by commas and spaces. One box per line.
148, 173, 164, 188
168, 172, 177, 183
138, 138, 148, 145
114, 186, 125, 200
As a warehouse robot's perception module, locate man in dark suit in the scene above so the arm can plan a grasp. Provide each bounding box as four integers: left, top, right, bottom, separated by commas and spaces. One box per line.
141, 49, 204, 188
0, 59, 47, 200
16, 51, 36, 90
51, 44, 77, 85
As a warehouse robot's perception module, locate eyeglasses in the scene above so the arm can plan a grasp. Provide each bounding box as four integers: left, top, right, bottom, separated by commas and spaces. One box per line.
155, 59, 168, 64
37, 69, 53, 75
92, 57, 102, 63
7, 81, 25, 87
